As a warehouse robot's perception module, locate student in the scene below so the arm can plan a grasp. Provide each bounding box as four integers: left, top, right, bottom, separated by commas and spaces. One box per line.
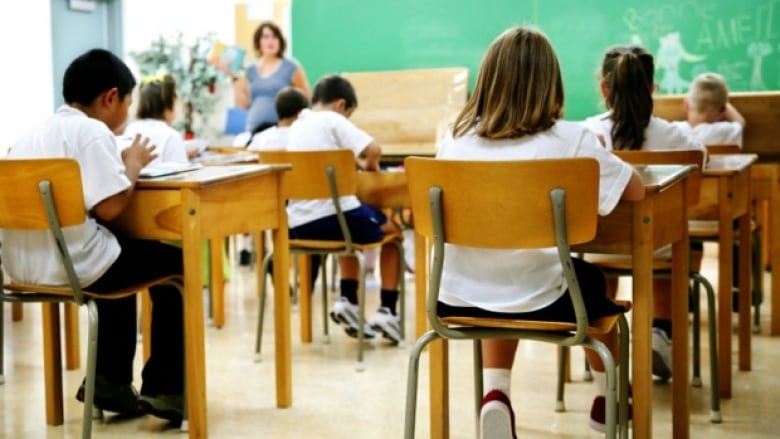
435, 27, 645, 436
0, 49, 185, 422
583, 45, 705, 382
248, 86, 310, 151
285, 74, 404, 343
672, 72, 745, 146
122, 73, 189, 166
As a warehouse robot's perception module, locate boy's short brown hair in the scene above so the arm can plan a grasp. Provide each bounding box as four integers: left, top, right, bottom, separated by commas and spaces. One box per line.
688, 73, 729, 113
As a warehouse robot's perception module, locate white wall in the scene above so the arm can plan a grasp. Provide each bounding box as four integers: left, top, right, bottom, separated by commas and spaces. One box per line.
0, 0, 53, 153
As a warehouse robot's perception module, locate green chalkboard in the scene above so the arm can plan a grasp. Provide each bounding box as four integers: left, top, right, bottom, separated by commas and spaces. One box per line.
291, 0, 780, 120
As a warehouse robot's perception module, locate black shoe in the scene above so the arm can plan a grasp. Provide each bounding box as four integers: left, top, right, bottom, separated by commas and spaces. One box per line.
138, 393, 184, 423
239, 250, 252, 266
75, 375, 142, 416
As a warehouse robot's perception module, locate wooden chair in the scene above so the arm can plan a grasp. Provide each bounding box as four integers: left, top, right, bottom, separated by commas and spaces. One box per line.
0, 159, 184, 438
577, 149, 721, 423
403, 157, 630, 438
254, 149, 405, 371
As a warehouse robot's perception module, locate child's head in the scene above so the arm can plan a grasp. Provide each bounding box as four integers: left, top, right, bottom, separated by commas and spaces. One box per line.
136, 73, 178, 125
63, 48, 136, 132
275, 86, 309, 126
453, 26, 564, 139
686, 73, 729, 123
598, 45, 655, 150
311, 75, 358, 117
253, 21, 286, 58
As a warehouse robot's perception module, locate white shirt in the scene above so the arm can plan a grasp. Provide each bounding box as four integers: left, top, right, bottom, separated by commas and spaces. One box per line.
248, 125, 290, 151
436, 121, 634, 313
0, 105, 131, 286
285, 110, 373, 228
122, 119, 189, 167
671, 120, 743, 148
582, 112, 705, 153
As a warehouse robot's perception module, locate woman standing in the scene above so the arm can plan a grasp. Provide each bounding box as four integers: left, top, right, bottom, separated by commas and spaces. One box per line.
224, 21, 310, 134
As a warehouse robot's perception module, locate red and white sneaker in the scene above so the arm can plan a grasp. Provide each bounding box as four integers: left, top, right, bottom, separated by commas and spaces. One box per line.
480, 389, 517, 439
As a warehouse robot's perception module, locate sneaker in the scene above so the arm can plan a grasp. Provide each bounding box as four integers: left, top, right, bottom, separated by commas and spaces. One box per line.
137, 393, 184, 423
652, 327, 672, 380
588, 395, 632, 433
330, 297, 375, 338
370, 307, 402, 344
75, 375, 142, 416
480, 390, 517, 439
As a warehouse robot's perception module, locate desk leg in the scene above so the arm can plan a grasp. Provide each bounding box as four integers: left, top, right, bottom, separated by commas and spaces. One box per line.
11, 302, 22, 321
299, 254, 313, 343
738, 214, 752, 370
64, 303, 80, 370
430, 338, 449, 439
42, 303, 64, 426
182, 190, 208, 438
631, 201, 653, 439
273, 216, 292, 407
414, 232, 427, 339
771, 176, 780, 335
671, 218, 690, 439
717, 178, 733, 398
211, 239, 225, 329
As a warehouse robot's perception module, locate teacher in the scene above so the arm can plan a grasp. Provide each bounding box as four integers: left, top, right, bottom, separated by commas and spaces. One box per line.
227, 21, 310, 133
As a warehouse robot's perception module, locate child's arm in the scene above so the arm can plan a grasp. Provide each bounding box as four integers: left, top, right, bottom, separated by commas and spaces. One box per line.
92, 135, 156, 221
621, 168, 646, 201
723, 103, 746, 128
358, 142, 382, 171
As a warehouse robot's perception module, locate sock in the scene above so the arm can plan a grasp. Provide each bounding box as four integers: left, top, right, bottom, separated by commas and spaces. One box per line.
380, 289, 399, 315
652, 318, 672, 338
340, 279, 358, 305
483, 368, 511, 399
241, 234, 253, 251
592, 370, 606, 396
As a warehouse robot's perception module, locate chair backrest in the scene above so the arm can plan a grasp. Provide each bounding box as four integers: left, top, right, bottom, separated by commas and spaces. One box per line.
613, 149, 704, 205
706, 144, 741, 155
404, 157, 600, 249
0, 158, 86, 229
257, 149, 357, 199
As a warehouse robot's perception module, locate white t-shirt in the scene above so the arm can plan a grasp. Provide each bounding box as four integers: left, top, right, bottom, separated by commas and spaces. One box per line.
248, 125, 290, 151
436, 121, 634, 313
582, 112, 705, 154
122, 119, 189, 167
0, 105, 131, 286
285, 110, 373, 228
671, 120, 743, 148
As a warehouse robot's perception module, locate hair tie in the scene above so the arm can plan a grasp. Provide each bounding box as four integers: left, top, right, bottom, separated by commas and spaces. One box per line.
141, 73, 167, 86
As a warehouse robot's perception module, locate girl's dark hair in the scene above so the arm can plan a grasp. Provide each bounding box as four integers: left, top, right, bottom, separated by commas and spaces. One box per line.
600, 45, 655, 150
311, 75, 357, 110
253, 21, 286, 57
136, 74, 177, 120
63, 48, 136, 105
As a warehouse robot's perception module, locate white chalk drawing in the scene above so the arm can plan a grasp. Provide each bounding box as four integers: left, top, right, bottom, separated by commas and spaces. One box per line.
748, 42, 773, 90
657, 32, 706, 94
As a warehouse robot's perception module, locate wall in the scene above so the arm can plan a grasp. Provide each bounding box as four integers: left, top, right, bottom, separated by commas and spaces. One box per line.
292, 0, 780, 120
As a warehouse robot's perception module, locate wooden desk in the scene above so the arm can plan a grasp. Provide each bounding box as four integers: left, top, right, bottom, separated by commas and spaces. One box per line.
111, 164, 291, 438
751, 163, 780, 334
692, 154, 757, 398
358, 166, 692, 439
573, 165, 693, 439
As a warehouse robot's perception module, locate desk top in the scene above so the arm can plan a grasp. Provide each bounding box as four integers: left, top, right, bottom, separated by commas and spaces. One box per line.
135, 164, 289, 189
704, 153, 758, 175
635, 164, 695, 193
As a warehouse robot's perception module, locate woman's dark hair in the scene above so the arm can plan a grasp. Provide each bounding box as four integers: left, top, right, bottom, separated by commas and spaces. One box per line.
136, 74, 177, 120
63, 48, 136, 105
600, 45, 655, 150
253, 21, 286, 57
311, 75, 357, 110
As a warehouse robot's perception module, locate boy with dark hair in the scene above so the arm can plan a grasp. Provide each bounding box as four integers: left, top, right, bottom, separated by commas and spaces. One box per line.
248, 86, 309, 151
286, 74, 404, 343
0, 48, 186, 423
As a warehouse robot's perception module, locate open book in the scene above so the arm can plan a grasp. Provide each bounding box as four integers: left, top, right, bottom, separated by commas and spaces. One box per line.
139, 162, 203, 178
208, 41, 246, 73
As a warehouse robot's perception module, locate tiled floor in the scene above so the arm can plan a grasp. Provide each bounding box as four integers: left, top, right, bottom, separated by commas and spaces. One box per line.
1, 243, 779, 438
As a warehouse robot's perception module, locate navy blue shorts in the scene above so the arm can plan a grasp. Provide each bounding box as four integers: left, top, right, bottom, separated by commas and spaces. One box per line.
289, 204, 387, 244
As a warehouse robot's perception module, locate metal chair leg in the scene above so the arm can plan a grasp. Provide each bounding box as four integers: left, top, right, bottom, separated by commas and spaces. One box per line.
82, 301, 99, 439
555, 346, 567, 412
695, 272, 722, 423
254, 252, 274, 362
403, 331, 440, 439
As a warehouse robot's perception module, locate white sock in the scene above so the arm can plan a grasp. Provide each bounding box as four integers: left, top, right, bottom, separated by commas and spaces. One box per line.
592, 367, 622, 399
483, 368, 511, 398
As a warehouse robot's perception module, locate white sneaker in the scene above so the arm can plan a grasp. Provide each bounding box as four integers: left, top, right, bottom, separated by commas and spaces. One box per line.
370, 307, 402, 344
652, 327, 672, 380
330, 297, 375, 338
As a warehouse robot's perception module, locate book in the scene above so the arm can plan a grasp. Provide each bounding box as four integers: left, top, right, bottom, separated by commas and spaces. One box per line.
139, 162, 203, 178
208, 41, 246, 73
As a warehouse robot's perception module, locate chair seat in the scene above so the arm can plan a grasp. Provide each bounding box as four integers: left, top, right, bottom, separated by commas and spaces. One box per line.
688, 219, 759, 238
289, 231, 404, 252
585, 253, 677, 272
4, 275, 182, 301
439, 300, 631, 336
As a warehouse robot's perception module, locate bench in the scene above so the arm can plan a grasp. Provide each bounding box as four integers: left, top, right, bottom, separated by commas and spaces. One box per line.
342, 67, 469, 159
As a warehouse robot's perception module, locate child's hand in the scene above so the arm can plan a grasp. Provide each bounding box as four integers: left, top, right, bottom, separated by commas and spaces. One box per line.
122, 134, 157, 169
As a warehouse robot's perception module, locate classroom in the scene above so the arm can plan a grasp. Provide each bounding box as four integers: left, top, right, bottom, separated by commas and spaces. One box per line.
1, 0, 780, 438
